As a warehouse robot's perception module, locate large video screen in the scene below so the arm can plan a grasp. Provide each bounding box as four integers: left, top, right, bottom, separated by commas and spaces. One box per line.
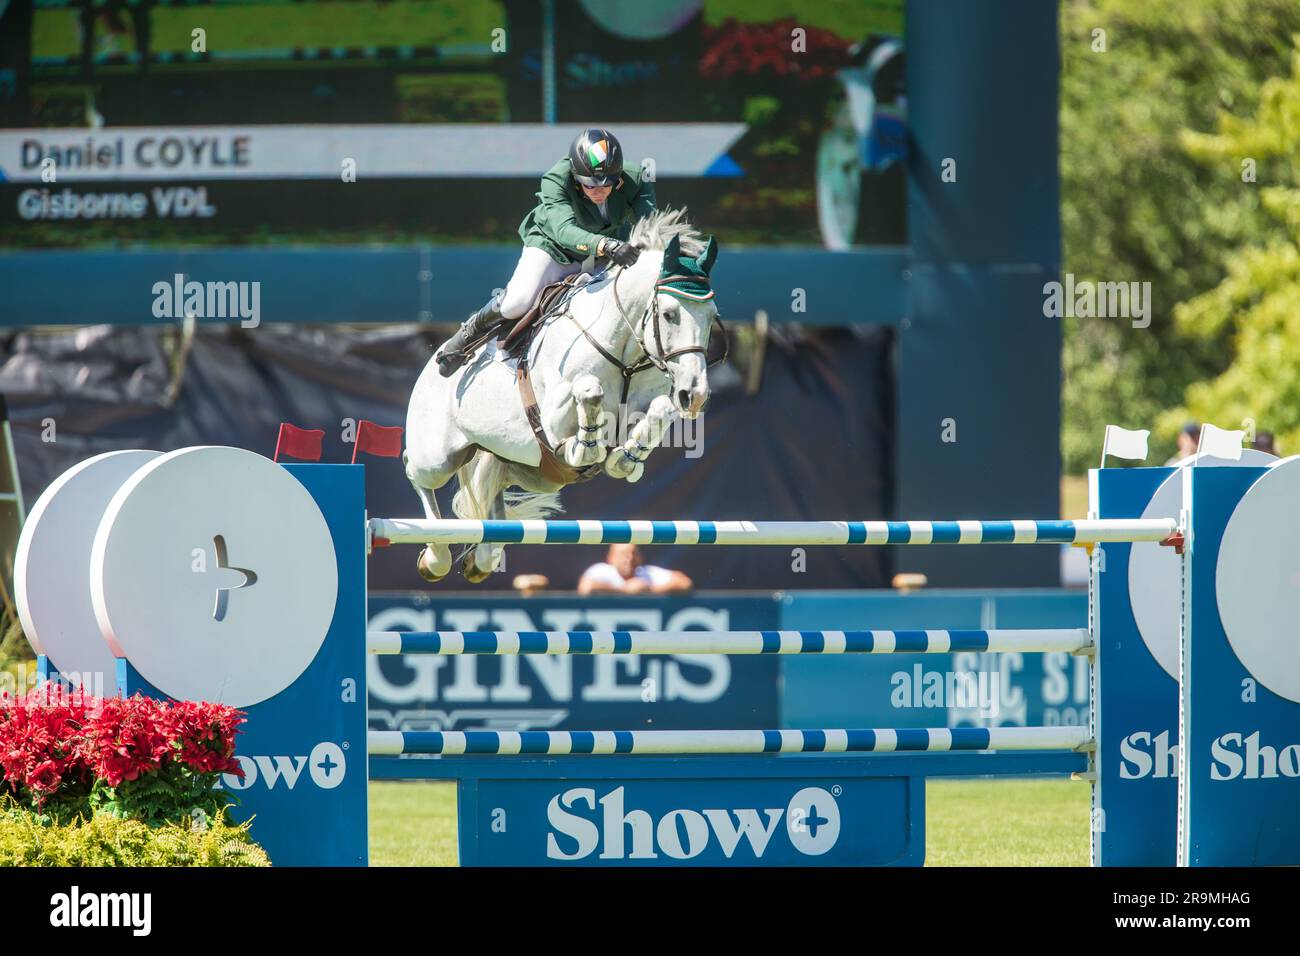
0, 0, 905, 249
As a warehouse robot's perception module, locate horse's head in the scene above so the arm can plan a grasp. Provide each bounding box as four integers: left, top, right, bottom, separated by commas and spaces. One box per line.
655, 256, 717, 416
625, 212, 722, 419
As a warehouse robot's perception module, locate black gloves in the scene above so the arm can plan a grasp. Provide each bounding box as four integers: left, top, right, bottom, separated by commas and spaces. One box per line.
602, 238, 641, 267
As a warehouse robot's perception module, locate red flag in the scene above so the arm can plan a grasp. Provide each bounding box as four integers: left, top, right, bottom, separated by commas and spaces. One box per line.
274, 422, 324, 462
352, 420, 404, 463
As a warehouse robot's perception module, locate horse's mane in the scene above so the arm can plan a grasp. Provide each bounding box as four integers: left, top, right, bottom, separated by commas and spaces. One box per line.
628, 207, 707, 257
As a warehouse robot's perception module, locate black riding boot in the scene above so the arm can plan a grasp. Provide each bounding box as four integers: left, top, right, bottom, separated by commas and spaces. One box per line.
436, 294, 505, 377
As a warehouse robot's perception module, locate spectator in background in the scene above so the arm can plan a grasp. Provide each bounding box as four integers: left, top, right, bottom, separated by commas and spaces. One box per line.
1254, 431, 1277, 456
578, 543, 693, 595
1166, 422, 1201, 464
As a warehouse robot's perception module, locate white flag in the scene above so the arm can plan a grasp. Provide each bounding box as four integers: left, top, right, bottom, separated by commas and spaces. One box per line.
1102, 425, 1150, 463
1198, 423, 1245, 461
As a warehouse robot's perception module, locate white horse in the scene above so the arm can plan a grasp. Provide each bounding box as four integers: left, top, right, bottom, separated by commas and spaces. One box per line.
404, 208, 722, 583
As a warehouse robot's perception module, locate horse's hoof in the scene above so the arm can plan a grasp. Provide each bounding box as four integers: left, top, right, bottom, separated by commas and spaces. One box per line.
604, 455, 641, 482
417, 547, 450, 583
460, 551, 493, 584
603, 449, 629, 479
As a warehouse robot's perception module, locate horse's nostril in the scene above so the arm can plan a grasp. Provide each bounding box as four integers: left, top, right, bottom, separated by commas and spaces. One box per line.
678, 389, 691, 408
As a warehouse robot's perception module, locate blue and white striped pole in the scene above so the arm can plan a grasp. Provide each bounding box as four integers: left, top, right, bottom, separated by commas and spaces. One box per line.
365, 628, 1091, 656
369, 517, 1177, 548
367, 726, 1093, 756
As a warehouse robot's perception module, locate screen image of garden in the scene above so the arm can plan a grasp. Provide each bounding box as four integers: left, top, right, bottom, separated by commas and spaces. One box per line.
1, 0, 906, 250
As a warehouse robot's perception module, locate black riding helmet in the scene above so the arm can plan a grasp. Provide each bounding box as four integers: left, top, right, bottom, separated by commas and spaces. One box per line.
568, 128, 624, 187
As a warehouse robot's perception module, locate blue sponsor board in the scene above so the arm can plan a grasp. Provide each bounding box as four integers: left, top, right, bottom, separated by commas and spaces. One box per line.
1179, 466, 1300, 865
1091, 467, 1178, 865
779, 590, 1089, 730
366, 593, 782, 733
450, 755, 922, 866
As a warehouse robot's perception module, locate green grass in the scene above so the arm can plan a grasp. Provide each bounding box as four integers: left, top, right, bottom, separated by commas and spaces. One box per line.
368, 776, 1090, 867
34, 0, 900, 59
148, 0, 503, 53
926, 778, 1090, 866
369, 781, 458, 867
704, 0, 904, 37
33, 0, 505, 58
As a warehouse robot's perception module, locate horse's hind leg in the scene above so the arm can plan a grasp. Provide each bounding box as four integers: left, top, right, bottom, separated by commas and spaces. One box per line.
405, 449, 464, 583
462, 484, 508, 584
411, 483, 453, 582
454, 452, 509, 584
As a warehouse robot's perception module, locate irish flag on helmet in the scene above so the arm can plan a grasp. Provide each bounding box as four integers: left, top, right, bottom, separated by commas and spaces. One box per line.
587, 139, 609, 168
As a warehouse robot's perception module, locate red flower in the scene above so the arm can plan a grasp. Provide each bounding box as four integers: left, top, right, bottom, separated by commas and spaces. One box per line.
0, 686, 96, 808
699, 17, 853, 85
0, 687, 244, 813
161, 700, 244, 777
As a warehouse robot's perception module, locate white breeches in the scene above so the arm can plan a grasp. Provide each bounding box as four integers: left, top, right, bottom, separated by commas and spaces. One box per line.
498, 246, 585, 319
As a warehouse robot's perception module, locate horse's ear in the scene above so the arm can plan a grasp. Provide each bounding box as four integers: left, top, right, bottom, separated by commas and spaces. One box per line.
699, 235, 719, 274
663, 233, 681, 261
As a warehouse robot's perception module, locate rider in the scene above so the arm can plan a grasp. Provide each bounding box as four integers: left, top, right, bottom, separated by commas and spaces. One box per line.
436, 128, 656, 376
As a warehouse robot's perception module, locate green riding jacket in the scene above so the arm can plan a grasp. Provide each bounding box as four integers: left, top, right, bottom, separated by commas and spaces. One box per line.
518, 158, 656, 265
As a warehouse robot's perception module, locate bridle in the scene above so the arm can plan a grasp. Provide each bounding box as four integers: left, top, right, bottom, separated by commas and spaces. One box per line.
567, 263, 729, 406
514, 257, 728, 487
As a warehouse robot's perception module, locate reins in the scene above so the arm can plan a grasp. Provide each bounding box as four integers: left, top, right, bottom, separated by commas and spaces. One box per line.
566, 264, 727, 406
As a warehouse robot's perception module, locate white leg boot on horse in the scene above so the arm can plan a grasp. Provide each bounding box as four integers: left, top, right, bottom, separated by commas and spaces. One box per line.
557, 373, 608, 470
605, 394, 678, 483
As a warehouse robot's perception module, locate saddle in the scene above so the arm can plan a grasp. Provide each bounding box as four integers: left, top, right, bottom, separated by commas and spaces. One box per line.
498, 273, 587, 355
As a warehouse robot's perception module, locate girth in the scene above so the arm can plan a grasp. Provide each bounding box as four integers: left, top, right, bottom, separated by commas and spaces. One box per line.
515, 356, 602, 485
506, 274, 606, 485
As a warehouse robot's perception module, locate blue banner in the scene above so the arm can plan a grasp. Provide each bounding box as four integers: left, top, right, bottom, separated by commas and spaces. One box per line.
779, 590, 1088, 729
367, 593, 782, 732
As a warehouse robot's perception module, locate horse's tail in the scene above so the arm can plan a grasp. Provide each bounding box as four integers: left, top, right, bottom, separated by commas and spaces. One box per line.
502, 489, 565, 520
451, 451, 565, 521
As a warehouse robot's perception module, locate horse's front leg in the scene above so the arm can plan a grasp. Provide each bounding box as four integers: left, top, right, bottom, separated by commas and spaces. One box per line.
605, 394, 676, 483
554, 373, 608, 469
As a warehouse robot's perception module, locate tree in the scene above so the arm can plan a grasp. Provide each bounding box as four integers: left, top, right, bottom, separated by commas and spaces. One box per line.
1059, 0, 1300, 469
1159, 43, 1300, 453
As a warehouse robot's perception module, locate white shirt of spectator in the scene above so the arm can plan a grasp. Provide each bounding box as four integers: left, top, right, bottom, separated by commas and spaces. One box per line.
581, 562, 675, 589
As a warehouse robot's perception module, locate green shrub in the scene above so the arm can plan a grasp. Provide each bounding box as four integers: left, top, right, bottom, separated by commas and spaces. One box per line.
0, 799, 269, 866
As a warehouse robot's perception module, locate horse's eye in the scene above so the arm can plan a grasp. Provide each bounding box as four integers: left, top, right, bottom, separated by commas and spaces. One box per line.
665, 307, 681, 324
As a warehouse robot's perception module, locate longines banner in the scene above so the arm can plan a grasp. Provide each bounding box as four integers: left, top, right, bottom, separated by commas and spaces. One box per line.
364, 591, 1093, 735
0, 124, 745, 182
366, 593, 781, 733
